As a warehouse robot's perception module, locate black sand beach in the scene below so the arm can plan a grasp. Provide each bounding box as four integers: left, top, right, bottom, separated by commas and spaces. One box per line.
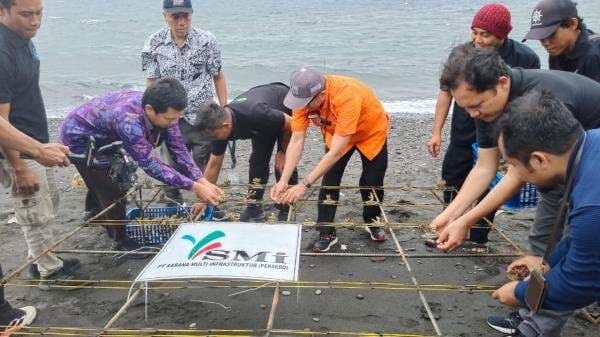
0, 115, 596, 336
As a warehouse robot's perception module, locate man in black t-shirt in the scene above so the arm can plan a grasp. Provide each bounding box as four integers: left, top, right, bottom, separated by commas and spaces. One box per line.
431, 46, 600, 255
523, 0, 600, 83
0, 90, 71, 331
428, 3, 540, 250
0, 0, 86, 288
194, 83, 298, 222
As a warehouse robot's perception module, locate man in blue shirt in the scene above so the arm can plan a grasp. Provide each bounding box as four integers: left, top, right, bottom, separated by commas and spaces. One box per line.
488, 90, 600, 336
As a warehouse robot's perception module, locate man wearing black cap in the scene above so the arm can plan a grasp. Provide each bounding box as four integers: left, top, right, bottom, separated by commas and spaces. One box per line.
523, 0, 600, 82
142, 0, 228, 209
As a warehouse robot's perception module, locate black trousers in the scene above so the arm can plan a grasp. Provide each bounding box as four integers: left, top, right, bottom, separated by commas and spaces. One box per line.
317, 142, 388, 234
441, 142, 495, 244
249, 137, 298, 211
77, 165, 128, 242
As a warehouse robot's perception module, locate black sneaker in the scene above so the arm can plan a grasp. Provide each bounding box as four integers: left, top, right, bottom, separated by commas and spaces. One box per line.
0, 305, 36, 329
487, 311, 523, 335
313, 233, 338, 253
39, 258, 91, 291
28, 256, 74, 279
240, 205, 265, 222
365, 226, 387, 242
112, 239, 153, 259
211, 206, 228, 221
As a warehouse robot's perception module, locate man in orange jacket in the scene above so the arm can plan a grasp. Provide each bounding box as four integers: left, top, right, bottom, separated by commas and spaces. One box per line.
271, 66, 390, 252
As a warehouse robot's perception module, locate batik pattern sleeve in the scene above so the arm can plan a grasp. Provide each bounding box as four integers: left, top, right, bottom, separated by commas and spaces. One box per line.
164, 124, 204, 181
141, 34, 160, 79
115, 113, 195, 190
515, 206, 600, 311
205, 33, 222, 76
0, 51, 15, 104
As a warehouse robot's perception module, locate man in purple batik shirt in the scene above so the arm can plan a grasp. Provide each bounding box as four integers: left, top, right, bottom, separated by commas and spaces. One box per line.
60, 78, 223, 252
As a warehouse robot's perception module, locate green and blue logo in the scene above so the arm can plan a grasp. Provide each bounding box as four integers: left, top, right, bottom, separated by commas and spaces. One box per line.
182, 230, 226, 260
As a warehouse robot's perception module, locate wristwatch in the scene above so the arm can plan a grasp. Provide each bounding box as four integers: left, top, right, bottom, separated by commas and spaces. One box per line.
301, 178, 312, 188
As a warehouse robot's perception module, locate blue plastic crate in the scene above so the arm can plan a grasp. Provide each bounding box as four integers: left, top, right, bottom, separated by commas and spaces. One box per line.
472, 143, 538, 210
125, 206, 192, 246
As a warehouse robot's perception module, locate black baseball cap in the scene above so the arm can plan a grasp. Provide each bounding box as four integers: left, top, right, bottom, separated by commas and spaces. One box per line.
163, 0, 193, 14
522, 0, 578, 41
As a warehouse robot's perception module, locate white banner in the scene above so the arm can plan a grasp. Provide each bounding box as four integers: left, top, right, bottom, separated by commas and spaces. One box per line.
135, 222, 301, 282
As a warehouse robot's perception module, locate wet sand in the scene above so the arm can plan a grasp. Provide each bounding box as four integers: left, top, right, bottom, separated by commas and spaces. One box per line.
0, 115, 596, 336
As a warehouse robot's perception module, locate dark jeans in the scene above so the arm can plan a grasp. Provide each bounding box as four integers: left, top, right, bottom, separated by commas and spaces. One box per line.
163, 119, 212, 201
442, 142, 496, 243
249, 137, 298, 211
317, 142, 388, 235
76, 165, 128, 242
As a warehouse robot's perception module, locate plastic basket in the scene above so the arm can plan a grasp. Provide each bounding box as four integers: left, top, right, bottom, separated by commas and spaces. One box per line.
125, 206, 192, 246
472, 143, 539, 210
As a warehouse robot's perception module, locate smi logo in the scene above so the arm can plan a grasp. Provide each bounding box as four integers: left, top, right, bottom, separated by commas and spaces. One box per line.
182, 230, 225, 260
181, 230, 289, 264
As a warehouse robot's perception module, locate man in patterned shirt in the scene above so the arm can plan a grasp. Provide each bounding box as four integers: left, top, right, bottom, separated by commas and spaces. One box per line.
60, 78, 224, 252
141, 0, 227, 206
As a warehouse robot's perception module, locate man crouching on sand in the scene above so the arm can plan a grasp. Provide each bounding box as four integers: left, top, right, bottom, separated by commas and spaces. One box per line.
60, 78, 223, 253
270, 66, 390, 252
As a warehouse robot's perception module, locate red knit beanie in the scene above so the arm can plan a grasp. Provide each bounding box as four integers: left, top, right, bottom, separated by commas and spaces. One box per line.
471, 3, 513, 39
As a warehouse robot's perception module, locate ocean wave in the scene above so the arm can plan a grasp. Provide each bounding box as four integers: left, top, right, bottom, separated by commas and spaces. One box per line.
382, 99, 436, 115
48, 97, 438, 119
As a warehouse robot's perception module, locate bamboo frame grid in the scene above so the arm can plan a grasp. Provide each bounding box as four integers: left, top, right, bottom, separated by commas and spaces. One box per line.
1, 183, 528, 337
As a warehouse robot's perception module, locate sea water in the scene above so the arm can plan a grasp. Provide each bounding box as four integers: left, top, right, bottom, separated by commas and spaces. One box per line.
36, 0, 600, 117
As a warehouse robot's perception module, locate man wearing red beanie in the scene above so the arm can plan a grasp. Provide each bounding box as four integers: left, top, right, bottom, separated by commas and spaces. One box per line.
427, 3, 540, 252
